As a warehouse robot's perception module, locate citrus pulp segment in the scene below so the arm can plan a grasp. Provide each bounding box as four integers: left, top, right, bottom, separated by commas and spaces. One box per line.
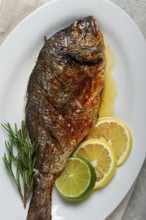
88, 117, 132, 166
55, 157, 96, 199
74, 139, 117, 189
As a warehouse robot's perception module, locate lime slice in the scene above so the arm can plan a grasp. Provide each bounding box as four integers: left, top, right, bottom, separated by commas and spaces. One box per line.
74, 139, 117, 189
88, 117, 132, 166
55, 157, 96, 199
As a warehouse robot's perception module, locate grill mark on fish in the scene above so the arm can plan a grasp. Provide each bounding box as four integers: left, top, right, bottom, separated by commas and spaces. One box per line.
34, 73, 93, 138
29, 66, 92, 132
26, 115, 65, 172
26, 16, 105, 220
30, 60, 86, 111
26, 88, 78, 152
35, 69, 83, 110
36, 72, 89, 113
28, 109, 63, 153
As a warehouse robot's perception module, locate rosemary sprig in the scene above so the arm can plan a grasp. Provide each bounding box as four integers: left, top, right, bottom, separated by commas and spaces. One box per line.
2, 121, 38, 208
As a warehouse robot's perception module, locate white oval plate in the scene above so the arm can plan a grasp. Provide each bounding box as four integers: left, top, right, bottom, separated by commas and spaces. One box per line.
0, 0, 146, 219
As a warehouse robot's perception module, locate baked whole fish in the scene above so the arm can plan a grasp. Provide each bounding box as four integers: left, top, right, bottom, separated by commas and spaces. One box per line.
26, 16, 105, 220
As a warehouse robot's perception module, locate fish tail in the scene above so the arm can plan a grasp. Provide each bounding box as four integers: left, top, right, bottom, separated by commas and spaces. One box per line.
26, 173, 54, 220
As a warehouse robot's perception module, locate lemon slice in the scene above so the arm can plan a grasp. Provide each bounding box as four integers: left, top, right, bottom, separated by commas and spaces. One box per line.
55, 157, 96, 199
74, 139, 117, 189
88, 117, 132, 166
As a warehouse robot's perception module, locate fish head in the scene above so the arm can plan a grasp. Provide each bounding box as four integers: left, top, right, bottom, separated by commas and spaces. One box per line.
67, 16, 105, 64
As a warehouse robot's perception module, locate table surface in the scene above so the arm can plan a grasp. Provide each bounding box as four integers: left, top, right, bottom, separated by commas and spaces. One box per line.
0, 0, 146, 220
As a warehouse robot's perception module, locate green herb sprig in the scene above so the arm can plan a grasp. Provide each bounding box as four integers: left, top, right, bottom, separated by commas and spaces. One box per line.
2, 121, 38, 208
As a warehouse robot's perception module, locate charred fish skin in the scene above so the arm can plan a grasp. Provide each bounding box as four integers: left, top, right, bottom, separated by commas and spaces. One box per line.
26, 16, 105, 220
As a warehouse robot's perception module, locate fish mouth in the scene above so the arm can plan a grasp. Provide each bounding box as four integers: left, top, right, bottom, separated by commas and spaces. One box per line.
86, 15, 99, 35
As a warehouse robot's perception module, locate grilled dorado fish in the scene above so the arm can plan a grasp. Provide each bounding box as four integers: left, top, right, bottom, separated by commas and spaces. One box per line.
26, 16, 105, 220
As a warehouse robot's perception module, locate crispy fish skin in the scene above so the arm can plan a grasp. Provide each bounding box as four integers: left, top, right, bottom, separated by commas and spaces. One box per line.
26, 16, 105, 220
